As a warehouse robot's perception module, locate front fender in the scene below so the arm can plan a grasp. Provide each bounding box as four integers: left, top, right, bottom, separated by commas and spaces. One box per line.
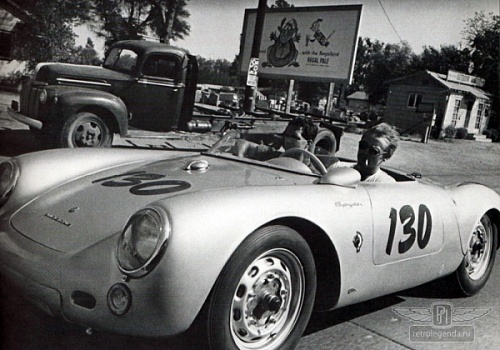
50, 87, 129, 135
0, 148, 183, 216
447, 183, 500, 254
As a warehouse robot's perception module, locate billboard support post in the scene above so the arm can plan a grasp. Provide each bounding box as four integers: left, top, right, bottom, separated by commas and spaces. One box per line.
244, 0, 267, 112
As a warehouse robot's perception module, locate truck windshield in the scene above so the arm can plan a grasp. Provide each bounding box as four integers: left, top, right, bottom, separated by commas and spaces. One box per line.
103, 48, 138, 74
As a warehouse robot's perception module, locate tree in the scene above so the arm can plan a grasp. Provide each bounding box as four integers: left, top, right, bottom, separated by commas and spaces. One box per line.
409, 45, 470, 74
462, 11, 499, 130
269, 0, 294, 8
12, 0, 92, 70
90, 0, 190, 48
351, 38, 416, 104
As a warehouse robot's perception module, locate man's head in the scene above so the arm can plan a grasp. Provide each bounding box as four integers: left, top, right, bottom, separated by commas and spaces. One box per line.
356, 123, 399, 176
282, 117, 319, 150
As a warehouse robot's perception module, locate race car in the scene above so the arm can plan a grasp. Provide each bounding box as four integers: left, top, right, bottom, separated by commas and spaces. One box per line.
0, 131, 499, 350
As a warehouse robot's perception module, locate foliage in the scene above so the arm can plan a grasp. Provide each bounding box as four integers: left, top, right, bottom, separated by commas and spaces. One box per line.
410, 45, 470, 74
349, 38, 417, 104
12, 0, 92, 70
197, 57, 239, 86
90, 0, 190, 48
455, 127, 468, 139
269, 0, 294, 8
443, 124, 457, 139
462, 11, 499, 130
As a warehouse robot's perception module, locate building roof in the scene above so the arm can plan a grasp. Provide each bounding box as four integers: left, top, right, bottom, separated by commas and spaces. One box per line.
426, 71, 490, 100
346, 91, 369, 100
387, 70, 490, 101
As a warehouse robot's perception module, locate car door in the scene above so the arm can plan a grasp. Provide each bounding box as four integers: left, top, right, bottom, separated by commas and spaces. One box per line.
365, 182, 446, 267
127, 53, 184, 131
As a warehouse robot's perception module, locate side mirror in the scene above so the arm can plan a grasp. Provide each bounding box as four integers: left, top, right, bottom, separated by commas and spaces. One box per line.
317, 167, 361, 188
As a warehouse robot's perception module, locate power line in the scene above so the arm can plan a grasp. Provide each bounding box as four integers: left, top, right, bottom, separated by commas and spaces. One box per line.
377, 0, 403, 43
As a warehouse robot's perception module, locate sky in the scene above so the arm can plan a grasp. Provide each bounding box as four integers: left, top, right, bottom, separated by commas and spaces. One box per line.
76, 0, 499, 61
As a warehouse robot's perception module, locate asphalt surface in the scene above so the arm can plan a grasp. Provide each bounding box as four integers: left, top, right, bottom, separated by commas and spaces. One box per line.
1, 91, 500, 349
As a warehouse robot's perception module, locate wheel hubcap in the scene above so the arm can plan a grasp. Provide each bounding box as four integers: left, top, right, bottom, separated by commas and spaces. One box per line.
74, 121, 103, 147
230, 249, 304, 349
465, 221, 492, 280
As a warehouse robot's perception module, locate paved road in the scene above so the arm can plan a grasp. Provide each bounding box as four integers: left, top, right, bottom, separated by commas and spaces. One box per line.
1, 91, 499, 349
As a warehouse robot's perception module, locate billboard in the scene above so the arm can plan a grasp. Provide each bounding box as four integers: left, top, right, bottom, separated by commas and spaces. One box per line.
239, 5, 362, 84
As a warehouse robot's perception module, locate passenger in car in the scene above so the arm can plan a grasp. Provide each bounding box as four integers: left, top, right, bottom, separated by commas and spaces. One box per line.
329, 123, 399, 183
233, 117, 319, 161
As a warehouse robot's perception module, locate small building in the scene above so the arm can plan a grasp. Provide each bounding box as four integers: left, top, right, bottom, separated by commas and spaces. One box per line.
346, 91, 370, 111
0, 0, 29, 79
385, 70, 491, 138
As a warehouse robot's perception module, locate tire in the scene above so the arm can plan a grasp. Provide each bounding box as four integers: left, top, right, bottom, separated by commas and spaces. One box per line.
60, 112, 113, 148
310, 128, 337, 155
207, 225, 316, 350
453, 214, 497, 296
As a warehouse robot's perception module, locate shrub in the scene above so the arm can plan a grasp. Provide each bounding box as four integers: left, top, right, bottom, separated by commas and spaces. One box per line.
455, 127, 468, 139
444, 124, 456, 139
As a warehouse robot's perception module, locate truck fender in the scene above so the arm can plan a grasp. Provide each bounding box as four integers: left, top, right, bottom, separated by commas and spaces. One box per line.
53, 88, 129, 136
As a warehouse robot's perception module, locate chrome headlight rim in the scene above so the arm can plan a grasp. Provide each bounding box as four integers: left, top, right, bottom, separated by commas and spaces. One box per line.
0, 159, 20, 208
117, 207, 171, 278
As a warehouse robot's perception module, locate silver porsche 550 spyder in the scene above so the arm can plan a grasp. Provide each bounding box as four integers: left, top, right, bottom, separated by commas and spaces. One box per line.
0, 131, 499, 350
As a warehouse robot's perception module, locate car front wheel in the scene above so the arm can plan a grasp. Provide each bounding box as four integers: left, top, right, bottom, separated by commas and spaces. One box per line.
454, 214, 497, 296
207, 225, 316, 350
60, 112, 113, 148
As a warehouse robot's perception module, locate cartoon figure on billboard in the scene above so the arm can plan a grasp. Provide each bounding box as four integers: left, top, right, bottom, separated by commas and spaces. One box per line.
262, 17, 301, 68
306, 18, 335, 47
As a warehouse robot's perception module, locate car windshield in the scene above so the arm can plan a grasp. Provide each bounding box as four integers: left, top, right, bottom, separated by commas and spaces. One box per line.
103, 48, 138, 74
207, 131, 335, 176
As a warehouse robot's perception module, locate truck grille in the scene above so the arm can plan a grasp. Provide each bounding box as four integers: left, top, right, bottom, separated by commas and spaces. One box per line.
19, 80, 45, 120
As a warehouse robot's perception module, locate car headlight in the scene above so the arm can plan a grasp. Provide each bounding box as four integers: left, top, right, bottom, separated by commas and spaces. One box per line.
39, 89, 47, 104
0, 160, 19, 208
117, 207, 170, 278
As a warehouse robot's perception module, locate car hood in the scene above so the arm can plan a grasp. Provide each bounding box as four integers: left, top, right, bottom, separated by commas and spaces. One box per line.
36, 63, 132, 86
11, 154, 310, 253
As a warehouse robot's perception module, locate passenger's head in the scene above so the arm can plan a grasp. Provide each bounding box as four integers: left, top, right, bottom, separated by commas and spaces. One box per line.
282, 117, 319, 150
357, 123, 399, 175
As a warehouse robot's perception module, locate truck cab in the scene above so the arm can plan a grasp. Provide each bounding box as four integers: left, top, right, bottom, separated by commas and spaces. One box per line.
9, 40, 198, 148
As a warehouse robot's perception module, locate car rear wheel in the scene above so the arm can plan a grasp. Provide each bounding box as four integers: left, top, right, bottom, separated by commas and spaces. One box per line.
60, 112, 113, 148
453, 214, 497, 296
207, 225, 316, 350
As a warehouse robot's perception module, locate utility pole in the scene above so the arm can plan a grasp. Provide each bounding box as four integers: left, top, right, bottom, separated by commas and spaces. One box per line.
243, 0, 267, 112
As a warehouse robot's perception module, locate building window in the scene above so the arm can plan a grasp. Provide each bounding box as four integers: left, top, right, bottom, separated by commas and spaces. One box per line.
451, 99, 461, 127
0, 31, 13, 59
407, 93, 422, 108
475, 103, 484, 129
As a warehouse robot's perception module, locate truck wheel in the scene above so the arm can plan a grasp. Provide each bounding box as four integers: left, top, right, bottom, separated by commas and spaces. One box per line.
60, 112, 113, 148
207, 225, 316, 350
309, 128, 337, 155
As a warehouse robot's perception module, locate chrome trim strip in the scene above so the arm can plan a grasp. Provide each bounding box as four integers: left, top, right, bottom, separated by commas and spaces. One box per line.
56, 78, 112, 87
137, 79, 183, 88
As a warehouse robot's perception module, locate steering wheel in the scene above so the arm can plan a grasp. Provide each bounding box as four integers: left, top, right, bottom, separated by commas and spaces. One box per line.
280, 148, 327, 175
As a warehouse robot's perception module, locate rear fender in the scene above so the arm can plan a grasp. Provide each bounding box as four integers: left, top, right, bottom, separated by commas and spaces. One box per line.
447, 183, 500, 254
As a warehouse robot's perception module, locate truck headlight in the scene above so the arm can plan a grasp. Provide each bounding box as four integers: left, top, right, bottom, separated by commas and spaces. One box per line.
39, 89, 47, 104
0, 160, 19, 208
117, 207, 170, 278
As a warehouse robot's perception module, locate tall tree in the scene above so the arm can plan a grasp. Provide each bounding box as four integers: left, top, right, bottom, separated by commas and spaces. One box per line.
462, 11, 499, 129
90, 0, 190, 48
12, 0, 92, 69
269, 0, 294, 8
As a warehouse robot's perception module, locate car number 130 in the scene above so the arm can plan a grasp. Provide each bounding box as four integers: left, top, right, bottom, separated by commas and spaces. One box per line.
386, 204, 432, 255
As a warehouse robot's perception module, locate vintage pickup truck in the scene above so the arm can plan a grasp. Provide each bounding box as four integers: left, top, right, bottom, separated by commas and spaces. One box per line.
8, 40, 342, 152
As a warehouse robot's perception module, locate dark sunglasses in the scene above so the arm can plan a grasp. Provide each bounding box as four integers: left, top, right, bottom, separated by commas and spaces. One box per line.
359, 141, 387, 156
